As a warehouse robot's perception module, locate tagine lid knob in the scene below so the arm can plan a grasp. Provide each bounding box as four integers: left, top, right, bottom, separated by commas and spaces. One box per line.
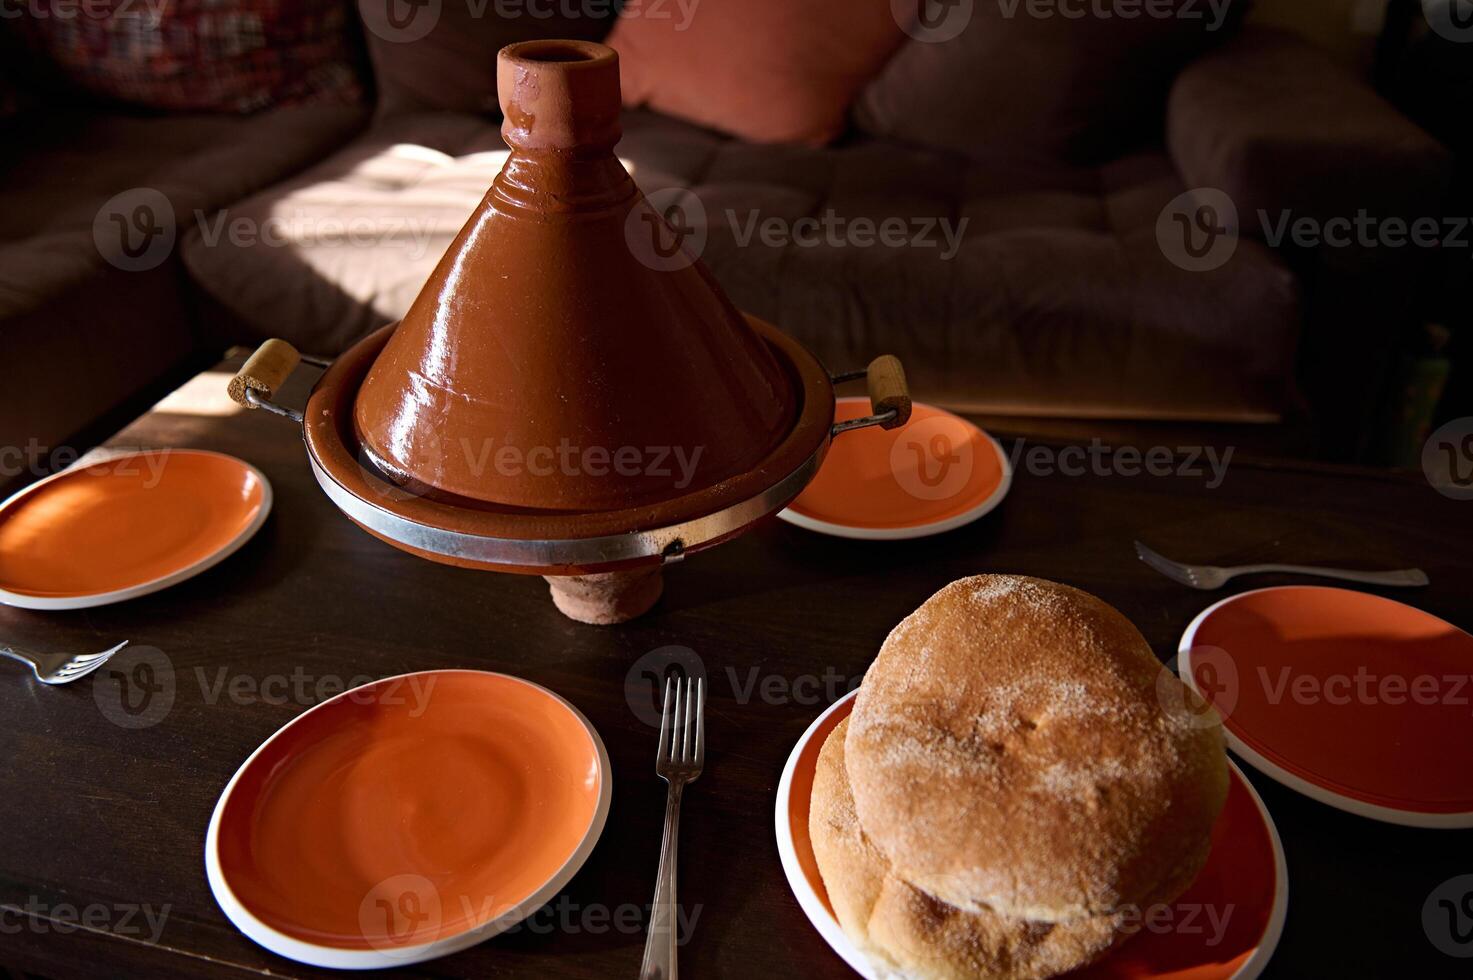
497, 39, 622, 153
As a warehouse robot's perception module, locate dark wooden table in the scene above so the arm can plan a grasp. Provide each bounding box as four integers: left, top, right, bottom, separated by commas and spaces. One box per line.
2, 358, 1469, 979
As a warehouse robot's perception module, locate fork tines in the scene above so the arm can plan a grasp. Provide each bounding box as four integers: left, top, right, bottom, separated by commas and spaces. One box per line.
1134, 540, 1200, 588
657, 674, 705, 774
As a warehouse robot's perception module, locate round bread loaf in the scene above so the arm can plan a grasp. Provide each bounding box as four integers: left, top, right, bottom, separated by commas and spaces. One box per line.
810, 718, 1125, 979
845, 575, 1227, 923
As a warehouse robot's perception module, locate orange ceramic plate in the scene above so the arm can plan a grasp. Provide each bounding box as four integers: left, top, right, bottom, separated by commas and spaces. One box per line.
775, 692, 1287, 980
0, 449, 270, 609
206, 669, 611, 969
1180, 586, 1473, 828
780, 397, 1010, 539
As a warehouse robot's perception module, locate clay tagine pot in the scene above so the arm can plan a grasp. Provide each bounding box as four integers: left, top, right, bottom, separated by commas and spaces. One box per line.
226, 40, 911, 625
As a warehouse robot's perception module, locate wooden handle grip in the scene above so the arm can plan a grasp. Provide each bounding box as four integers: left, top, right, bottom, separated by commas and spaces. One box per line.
228, 339, 301, 408
867, 355, 911, 430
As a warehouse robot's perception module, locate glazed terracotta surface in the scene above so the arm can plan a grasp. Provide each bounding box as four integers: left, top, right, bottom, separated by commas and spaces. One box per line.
213, 671, 605, 949
352, 41, 796, 512
0, 450, 266, 598
308, 319, 834, 571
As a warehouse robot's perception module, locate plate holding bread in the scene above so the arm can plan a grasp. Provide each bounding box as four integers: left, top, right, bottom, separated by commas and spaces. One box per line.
775, 575, 1287, 980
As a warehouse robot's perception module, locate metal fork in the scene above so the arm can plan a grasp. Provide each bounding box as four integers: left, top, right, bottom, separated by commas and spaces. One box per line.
0, 640, 129, 685
1135, 541, 1429, 591
640, 674, 705, 980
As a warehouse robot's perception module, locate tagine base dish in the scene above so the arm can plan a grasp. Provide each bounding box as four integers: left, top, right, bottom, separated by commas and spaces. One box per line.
544, 567, 664, 624
301, 320, 835, 576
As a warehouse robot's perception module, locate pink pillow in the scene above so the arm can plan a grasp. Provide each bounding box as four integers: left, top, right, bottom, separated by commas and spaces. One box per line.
609, 0, 905, 146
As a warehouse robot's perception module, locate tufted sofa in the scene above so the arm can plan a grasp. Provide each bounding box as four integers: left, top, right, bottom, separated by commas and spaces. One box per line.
0, 103, 366, 472
1, 3, 1451, 471
175, 8, 1448, 456
185, 106, 1308, 423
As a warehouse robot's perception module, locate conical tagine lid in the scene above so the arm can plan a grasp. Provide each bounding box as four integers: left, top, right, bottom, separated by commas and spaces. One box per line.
352, 40, 797, 512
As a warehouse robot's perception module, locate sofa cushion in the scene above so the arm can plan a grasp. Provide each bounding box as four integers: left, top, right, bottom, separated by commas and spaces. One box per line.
0, 232, 195, 488
181, 108, 1300, 421
11, 0, 362, 113
1168, 28, 1451, 231
610, 0, 905, 145
357, 0, 615, 116
0, 105, 368, 248
0, 104, 367, 462
857, 0, 1248, 164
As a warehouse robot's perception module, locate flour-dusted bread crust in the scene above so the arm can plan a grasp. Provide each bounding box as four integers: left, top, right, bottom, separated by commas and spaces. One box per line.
845, 575, 1228, 923
810, 719, 1125, 979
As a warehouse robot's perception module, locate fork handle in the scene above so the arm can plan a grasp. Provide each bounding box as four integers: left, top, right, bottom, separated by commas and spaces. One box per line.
1233, 565, 1429, 588
0, 645, 37, 669
640, 782, 684, 980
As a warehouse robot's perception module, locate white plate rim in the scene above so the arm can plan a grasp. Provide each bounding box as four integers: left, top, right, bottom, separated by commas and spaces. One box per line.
204, 668, 614, 969
777, 397, 1012, 541
0, 448, 273, 611
1180, 585, 1473, 829
774, 689, 1288, 980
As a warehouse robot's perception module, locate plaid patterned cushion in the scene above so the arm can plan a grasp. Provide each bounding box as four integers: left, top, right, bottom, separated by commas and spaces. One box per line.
14, 0, 362, 113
